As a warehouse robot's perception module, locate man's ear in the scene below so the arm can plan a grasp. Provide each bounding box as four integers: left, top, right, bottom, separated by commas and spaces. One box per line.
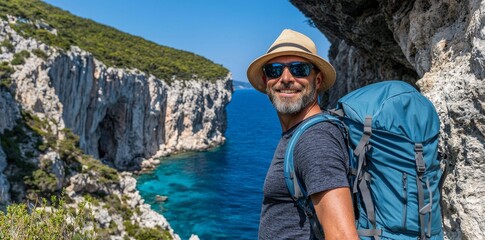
315, 72, 323, 88
262, 75, 267, 84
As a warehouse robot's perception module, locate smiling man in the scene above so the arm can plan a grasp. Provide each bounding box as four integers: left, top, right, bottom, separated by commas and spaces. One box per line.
247, 29, 358, 239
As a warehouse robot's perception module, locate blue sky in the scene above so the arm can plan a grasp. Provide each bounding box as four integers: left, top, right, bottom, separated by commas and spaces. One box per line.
42, 0, 331, 82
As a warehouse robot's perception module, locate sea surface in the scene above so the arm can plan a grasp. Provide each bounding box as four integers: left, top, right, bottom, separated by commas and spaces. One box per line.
136, 89, 281, 240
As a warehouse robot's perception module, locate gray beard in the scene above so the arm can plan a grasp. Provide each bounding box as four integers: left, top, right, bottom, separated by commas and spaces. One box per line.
267, 80, 317, 114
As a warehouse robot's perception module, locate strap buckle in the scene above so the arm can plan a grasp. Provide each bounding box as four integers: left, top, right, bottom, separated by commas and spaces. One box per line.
296, 198, 314, 218
415, 143, 426, 174
363, 116, 372, 135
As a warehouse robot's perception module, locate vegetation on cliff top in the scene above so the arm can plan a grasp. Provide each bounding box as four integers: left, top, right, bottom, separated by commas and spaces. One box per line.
0, 0, 229, 82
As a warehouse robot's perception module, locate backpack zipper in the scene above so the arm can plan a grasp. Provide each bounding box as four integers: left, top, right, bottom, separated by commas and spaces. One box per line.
402, 172, 408, 229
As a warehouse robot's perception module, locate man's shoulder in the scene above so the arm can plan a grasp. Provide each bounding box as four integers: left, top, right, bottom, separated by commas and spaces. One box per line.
284, 113, 346, 146
294, 116, 348, 157
301, 119, 343, 140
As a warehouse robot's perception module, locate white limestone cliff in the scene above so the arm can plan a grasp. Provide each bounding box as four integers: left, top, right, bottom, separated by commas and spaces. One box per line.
10, 47, 231, 171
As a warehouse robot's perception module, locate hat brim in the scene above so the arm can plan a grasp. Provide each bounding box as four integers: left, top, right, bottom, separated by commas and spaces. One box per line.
247, 51, 336, 93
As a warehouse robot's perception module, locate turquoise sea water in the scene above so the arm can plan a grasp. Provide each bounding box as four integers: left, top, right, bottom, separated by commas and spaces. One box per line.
136, 90, 281, 240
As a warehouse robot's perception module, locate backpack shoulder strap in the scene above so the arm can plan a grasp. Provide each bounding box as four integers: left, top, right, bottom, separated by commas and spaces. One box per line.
284, 114, 345, 200
283, 113, 346, 240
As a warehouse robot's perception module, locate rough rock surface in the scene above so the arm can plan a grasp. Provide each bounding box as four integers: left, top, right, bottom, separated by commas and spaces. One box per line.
0, 144, 9, 205
10, 45, 232, 171
0, 89, 20, 133
0, 89, 18, 205
291, 0, 485, 239
67, 172, 181, 240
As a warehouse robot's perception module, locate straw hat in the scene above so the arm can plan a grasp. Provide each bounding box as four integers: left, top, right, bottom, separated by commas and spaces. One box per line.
247, 29, 336, 93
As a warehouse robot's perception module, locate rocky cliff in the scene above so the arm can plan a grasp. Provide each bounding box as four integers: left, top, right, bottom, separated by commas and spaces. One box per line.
0, 15, 231, 239
291, 0, 484, 239
0, 88, 18, 204
9, 34, 232, 171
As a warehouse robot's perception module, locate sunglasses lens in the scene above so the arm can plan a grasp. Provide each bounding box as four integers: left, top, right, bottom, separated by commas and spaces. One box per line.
263, 63, 284, 78
289, 62, 312, 77
262, 62, 314, 79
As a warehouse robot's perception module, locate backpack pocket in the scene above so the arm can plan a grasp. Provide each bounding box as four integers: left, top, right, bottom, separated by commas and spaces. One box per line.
389, 170, 442, 235
401, 172, 408, 230
354, 167, 406, 231
362, 168, 413, 232
399, 173, 420, 234
356, 167, 444, 238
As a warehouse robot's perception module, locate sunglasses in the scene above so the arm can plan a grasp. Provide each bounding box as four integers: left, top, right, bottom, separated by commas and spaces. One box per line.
262, 61, 315, 79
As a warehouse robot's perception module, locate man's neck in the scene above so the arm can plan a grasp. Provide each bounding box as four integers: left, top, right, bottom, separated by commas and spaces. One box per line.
277, 100, 322, 132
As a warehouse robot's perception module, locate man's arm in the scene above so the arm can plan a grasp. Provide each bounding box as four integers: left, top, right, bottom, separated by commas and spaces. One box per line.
311, 187, 358, 240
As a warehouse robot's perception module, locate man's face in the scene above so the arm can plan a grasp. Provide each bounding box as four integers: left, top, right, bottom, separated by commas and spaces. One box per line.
264, 56, 321, 114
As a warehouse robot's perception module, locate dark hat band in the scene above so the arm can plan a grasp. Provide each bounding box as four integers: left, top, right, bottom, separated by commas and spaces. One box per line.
266, 43, 312, 54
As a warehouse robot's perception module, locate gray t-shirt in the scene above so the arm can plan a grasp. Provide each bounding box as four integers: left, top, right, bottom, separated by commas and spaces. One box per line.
259, 114, 350, 240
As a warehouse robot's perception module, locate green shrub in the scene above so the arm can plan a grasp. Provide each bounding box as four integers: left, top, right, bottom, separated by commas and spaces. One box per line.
22, 111, 50, 136
0, 61, 12, 71
123, 221, 172, 240
104, 194, 132, 220
0, 118, 34, 166
0, 196, 95, 239
0, 39, 15, 52
0, 128, 21, 163
58, 128, 82, 162
0, 61, 13, 88
24, 169, 59, 194
79, 155, 119, 184
0, 77, 12, 89
11, 50, 30, 65
21, 110, 56, 152
32, 48, 48, 59
83, 194, 100, 207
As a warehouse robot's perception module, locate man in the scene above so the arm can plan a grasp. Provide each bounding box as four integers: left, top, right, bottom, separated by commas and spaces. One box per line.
246, 29, 358, 239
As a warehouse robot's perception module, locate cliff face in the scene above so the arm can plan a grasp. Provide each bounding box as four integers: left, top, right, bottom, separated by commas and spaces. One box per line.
3, 19, 232, 171
0, 88, 19, 205
0, 17, 231, 238
291, 0, 484, 239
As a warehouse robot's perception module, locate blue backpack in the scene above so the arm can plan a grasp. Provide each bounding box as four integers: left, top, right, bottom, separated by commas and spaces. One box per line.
284, 81, 445, 240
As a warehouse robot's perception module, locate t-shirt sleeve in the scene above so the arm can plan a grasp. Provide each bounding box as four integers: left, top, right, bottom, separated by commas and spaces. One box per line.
294, 121, 349, 196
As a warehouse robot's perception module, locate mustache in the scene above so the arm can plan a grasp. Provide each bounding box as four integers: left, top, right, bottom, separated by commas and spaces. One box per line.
272, 82, 303, 91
